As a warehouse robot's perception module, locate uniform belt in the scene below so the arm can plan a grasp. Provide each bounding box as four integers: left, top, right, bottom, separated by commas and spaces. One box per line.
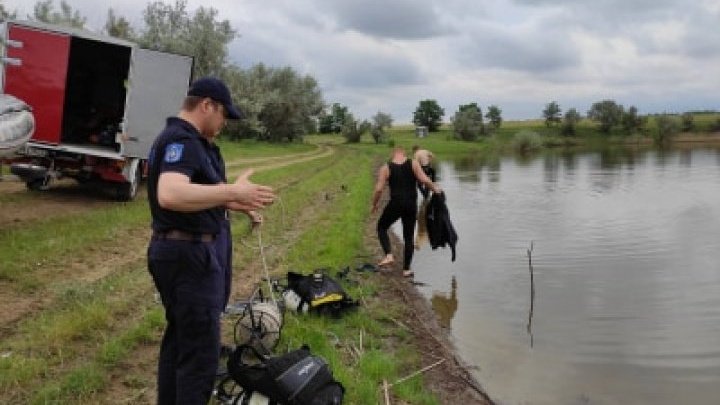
153, 230, 215, 242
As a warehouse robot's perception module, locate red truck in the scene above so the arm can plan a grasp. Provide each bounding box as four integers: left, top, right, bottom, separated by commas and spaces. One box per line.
1, 19, 193, 200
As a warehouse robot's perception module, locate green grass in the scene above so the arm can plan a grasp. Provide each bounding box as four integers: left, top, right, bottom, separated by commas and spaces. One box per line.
0, 139, 445, 404
0, 200, 148, 288
0, 266, 158, 404
271, 146, 440, 404
30, 308, 165, 404
691, 112, 720, 131
217, 138, 315, 161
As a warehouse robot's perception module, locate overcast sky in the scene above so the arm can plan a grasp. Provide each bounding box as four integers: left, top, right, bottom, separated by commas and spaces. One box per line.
3, 0, 719, 123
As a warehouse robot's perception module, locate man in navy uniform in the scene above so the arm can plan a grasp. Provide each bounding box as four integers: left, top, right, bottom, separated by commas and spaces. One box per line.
147, 77, 275, 404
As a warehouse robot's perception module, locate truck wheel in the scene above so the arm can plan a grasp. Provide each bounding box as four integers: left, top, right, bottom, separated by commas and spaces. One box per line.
116, 164, 141, 201
26, 178, 49, 191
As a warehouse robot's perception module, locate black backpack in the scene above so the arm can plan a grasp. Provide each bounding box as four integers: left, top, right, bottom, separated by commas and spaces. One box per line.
285, 271, 358, 317
227, 344, 344, 405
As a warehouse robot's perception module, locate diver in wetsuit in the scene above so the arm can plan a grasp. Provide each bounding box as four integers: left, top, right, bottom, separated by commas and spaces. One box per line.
372, 147, 441, 277
412, 145, 436, 199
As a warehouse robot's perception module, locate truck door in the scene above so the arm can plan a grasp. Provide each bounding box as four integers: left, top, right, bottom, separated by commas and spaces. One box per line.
123, 48, 193, 158
3, 23, 70, 145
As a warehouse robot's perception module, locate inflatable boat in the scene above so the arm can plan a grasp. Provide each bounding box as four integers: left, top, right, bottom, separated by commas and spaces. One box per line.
0, 94, 35, 158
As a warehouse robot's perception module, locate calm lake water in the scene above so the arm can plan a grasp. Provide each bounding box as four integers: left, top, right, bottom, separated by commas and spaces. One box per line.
412, 146, 720, 405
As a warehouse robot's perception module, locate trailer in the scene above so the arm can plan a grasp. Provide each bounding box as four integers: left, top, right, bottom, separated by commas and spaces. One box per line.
0, 19, 193, 200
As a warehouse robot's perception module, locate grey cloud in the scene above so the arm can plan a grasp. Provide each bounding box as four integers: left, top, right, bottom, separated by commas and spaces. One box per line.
230, 27, 424, 89
513, 0, 690, 32
680, 10, 720, 58
319, 0, 451, 39
323, 52, 424, 88
513, 0, 679, 12
457, 23, 580, 73
228, 36, 293, 69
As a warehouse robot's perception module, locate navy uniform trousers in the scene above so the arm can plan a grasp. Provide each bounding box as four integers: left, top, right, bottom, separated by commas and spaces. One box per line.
148, 220, 232, 405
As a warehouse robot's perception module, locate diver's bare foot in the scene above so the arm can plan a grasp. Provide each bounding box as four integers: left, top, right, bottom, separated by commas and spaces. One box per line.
402, 270, 414, 277
378, 255, 395, 266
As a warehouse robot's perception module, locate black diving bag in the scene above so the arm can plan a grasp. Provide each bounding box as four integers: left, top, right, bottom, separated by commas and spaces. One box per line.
286, 271, 358, 317
227, 344, 344, 405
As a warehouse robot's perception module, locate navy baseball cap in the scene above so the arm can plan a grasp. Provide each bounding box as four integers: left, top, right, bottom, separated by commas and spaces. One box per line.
187, 77, 243, 119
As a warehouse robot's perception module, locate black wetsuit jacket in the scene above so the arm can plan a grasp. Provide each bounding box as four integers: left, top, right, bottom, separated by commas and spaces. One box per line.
426, 192, 458, 262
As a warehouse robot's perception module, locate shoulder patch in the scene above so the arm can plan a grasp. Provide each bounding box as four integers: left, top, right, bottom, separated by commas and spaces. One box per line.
164, 143, 184, 163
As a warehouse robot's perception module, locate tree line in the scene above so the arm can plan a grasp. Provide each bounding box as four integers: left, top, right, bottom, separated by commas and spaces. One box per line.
407, 99, 504, 141
543, 100, 720, 142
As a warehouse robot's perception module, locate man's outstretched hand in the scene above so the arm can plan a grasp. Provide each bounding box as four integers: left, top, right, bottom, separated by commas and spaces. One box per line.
228, 169, 275, 210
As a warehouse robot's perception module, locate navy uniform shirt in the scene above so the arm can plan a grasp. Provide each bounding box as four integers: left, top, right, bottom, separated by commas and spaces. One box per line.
147, 117, 227, 234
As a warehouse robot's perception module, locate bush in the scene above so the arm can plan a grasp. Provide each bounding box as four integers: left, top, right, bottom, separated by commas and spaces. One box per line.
653, 115, 679, 145
512, 130, 542, 153
452, 108, 484, 141
681, 112, 695, 132
710, 118, 720, 132
342, 116, 370, 144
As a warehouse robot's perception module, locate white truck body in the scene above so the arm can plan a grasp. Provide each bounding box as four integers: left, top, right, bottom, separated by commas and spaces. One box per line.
1, 19, 193, 200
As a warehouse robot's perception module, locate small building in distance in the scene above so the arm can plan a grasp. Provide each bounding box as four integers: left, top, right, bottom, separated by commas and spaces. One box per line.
415, 126, 428, 138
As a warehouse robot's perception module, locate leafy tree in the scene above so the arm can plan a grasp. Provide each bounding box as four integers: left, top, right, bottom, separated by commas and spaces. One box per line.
31, 0, 86, 28
330, 103, 350, 133
342, 113, 370, 143
621, 106, 646, 135
317, 103, 350, 134
104, 8, 135, 40
452, 104, 483, 141
318, 111, 334, 134
137, 0, 235, 78
459, 103, 481, 114
372, 111, 393, 129
304, 118, 318, 135
370, 111, 393, 144
587, 100, 623, 133
561, 108, 581, 136
486, 105, 502, 130
413, 99, 444, 132
186, 7, 235, 77
543, 101, 562, 127
137, 0, 189, 51
225, 64, 323, 142
681, 112, 695, 132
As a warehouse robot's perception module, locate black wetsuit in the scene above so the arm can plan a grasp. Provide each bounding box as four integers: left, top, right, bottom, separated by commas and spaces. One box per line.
377, 159, 418, 270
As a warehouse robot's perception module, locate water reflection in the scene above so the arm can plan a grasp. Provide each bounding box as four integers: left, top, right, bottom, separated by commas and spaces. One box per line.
596, 146, 642, 169
561, 150, 578, 172
543, 153, 560, 185
449, 154, 501, 184
431, 276, 458, 330
414, 146, 720, 405
415, 199, 429, 250
680, 148, 692, 166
